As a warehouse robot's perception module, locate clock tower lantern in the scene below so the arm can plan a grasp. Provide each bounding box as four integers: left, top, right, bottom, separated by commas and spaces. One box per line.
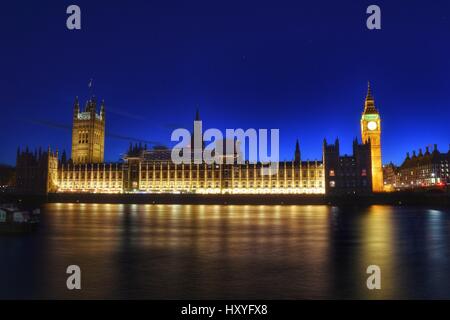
361, 82, 383, 192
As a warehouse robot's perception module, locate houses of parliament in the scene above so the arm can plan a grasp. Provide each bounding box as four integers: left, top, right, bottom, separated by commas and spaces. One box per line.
16, 85, 382, 196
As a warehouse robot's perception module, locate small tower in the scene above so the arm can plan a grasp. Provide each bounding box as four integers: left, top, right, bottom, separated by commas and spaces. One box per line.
73, 96, 80, 119
71, 96, 106, 164
360, 82, 383, 192
195, 108, 200, 122
294, 139, 301, 164
191, 108, 204, 154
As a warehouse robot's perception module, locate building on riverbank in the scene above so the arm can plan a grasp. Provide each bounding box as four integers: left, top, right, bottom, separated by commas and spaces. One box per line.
15, 147, 58, 195
388, 145, 450, 191
15, 85, 384, 195
323, 137, 372, 195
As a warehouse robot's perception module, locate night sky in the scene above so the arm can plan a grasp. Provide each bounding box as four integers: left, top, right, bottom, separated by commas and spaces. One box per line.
1, 0, 449, 165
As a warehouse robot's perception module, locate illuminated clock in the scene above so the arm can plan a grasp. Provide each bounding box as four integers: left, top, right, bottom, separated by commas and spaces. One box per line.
367, 121, 377, 131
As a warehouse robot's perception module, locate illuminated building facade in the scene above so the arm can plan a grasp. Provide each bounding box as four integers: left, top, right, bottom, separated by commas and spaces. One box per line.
53, 106, 324, 194
16, 86, 383, 196
57, 162, 124, 194
119, 154, 324, 195
387, 145, 450, 190
382, 162, 399, 191
56, 135, 325, 195
71, 96, 105, 164
360, 83, 384, 192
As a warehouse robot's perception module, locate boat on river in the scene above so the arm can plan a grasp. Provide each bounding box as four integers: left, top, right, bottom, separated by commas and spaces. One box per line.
0, 204, 40, 234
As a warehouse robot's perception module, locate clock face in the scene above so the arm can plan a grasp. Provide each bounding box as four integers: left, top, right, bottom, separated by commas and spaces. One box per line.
367, 121, 377, 131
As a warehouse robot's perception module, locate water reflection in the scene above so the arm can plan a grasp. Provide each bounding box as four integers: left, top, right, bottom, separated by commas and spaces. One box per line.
358, 206, 397, 299
1, 204, 450, 299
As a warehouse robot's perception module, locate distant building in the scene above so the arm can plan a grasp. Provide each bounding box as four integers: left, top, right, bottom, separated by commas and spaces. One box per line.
382, 162, 399, 191
395, 145, 450, 190
0, 164, 15, 192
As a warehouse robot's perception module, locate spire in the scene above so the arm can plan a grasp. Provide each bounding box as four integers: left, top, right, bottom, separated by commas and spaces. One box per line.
195, 108, 200, 121
61, 150, 67, 164
366, 81, 373, 101
100, 99, 105, 118
363, 81, 378, 114
73, 96, 80, 115
294, 139, 301, 163
90, 95, 97, 113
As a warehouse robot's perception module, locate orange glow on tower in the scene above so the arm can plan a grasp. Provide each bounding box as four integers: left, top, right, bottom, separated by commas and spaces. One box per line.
360, 82, 383, 192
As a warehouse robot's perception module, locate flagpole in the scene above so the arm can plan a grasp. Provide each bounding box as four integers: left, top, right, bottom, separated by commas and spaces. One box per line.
88, 78, 93, 98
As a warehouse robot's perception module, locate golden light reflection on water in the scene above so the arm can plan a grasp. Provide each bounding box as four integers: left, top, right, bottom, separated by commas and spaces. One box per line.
40, 203, 335, 298
357, 205, 397, 299
23, 203, 450, 299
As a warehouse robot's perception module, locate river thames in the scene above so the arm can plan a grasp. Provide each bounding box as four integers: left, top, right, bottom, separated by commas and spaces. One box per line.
1, 204, 450, 299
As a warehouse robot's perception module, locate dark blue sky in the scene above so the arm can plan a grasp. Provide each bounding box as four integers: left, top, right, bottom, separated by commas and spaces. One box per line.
1, 0, 449, 165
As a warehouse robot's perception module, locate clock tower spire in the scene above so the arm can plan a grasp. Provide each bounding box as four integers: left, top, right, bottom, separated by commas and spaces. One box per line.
361, 82, 383, 192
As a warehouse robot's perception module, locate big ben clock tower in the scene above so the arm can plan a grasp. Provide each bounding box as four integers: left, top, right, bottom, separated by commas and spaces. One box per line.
361, 82, 383, 192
